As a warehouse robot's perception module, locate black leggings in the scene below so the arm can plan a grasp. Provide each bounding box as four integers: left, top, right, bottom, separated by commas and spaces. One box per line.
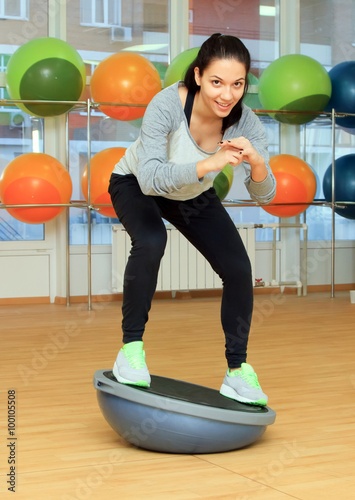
109, 173, 253, 368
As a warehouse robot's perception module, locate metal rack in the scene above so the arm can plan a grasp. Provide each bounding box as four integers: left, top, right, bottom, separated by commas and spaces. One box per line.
0, 98, 354, 308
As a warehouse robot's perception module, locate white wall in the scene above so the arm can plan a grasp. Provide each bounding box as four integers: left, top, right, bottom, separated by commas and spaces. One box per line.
1, 225, 354, 302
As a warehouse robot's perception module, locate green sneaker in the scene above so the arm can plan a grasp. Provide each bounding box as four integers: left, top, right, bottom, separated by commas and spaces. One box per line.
220, 363, 268, 406
113, 341, 151, 387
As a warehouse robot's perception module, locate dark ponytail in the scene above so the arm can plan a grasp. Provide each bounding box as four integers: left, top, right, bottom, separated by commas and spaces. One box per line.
184, 33, 251, 132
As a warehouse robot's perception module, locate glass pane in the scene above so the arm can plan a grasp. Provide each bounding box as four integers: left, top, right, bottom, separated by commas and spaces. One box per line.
0, 212, 44, 241
80, 0, 92, 24
0, 2, 48, 241
302, 118, 355, 241
67, 0, 169, 245
68, 109, 140, 245
300, 0, 355, 67
111, 0, 121, 25
0, 116, 45, 241
189, 0, 278, 78
4, 0, 21, 17
95, 0, 105, 24
188, 0, 280, 239
300, 0, 355, 240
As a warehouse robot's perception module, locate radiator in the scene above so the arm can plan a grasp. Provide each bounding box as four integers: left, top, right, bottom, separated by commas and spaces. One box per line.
111, 224, 255, 293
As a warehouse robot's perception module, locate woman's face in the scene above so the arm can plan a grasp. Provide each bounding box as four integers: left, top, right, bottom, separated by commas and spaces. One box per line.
194, 58, 246, 118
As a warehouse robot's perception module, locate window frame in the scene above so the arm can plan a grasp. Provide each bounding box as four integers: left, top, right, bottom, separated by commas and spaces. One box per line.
80, 0, 121, 28
0, 0, 29, 21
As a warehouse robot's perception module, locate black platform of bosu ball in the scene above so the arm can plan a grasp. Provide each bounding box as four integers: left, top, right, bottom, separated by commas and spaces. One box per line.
93, 370, 276, 454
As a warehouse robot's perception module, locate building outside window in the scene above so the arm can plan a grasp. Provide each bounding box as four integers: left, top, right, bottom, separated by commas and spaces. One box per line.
80, 0, 122, 27
0, 0, 29, 20
0, 0, 354, 245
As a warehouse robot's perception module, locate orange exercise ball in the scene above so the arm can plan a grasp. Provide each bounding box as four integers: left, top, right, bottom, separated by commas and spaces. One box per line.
0, 153, 72, 224
90, 52, 162, 121
81, 147, 126, 218
262, 154, 317, 217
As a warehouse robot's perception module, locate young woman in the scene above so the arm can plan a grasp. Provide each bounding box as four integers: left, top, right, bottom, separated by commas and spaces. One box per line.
108, 33, 276, 406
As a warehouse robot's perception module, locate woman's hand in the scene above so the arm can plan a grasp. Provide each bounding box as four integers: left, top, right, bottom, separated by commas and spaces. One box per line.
196, 143, 245, 179
218, 137, 268, 183
196, 137, 268, 182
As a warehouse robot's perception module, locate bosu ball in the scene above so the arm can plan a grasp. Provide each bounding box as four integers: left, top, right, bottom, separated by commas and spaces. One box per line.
93, 370, 276, 454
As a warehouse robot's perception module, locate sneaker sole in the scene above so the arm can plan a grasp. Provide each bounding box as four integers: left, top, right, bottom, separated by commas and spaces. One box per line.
112, 363, 150, 388
220, 383, 267, 406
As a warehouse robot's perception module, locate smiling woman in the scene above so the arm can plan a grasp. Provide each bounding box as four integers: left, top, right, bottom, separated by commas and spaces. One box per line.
178, 58, 247, 153
184, 34, 250, 132
193, 59, 246, 119
180, 34, 270, 185
108, 33, 276, 406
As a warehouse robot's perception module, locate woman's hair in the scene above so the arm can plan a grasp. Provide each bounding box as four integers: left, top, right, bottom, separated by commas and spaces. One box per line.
184, 33, 251, 132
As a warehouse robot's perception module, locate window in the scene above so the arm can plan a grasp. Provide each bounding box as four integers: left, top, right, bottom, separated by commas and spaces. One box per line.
0, 0, 29, 20
0, 48, 44, 242
80, 0, 121, 27
0, 0, 47, 241
0, 115, 45, 242
0, 53, 44, 242
188, 0, 280, 239
300, 0, 355, 241
68, 0, 169, 245
0, 54, 10, 104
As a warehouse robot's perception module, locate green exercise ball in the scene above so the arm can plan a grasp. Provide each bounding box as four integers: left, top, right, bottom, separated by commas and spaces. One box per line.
164, 47, 200, 88
6, 37, 86, 117
152, 61, 168, 82
213, 164, 234, 200
244, 73, 264, 111
258, 54, 331, 124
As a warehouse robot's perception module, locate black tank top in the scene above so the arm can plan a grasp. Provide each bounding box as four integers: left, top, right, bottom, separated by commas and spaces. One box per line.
184, 90, 195, 127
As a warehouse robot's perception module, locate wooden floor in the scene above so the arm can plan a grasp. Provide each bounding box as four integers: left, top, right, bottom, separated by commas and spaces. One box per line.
1, 292, 355, 500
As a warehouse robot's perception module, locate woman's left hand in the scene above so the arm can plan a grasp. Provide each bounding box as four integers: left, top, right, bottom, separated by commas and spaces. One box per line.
218, 137, 268, 182
218, 137, 262, 165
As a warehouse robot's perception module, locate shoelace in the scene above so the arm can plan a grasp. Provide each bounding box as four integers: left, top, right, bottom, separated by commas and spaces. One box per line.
125, 349, 146, 369
240, 370, 261, 389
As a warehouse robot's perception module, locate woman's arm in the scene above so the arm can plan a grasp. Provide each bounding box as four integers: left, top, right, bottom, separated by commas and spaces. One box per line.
221, 108, 276, 204
196, 146, 245, 179
135, 89, 200, 196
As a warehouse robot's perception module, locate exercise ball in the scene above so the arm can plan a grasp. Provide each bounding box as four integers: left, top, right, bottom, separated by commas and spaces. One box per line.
6, 38, 86, 117
262, 154, 317, 217
325, 61, 355, 131
213, 164, 233, 200
164, 47, 200, 88
323, 154, 355, 220
81, 147, 126, 218
94, 370, 276, 454
258, 54, 331, 124
0, 153, 72, 224
244, 73, 264, 111
90, 52, 162, 121
152, 61, 168, 82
